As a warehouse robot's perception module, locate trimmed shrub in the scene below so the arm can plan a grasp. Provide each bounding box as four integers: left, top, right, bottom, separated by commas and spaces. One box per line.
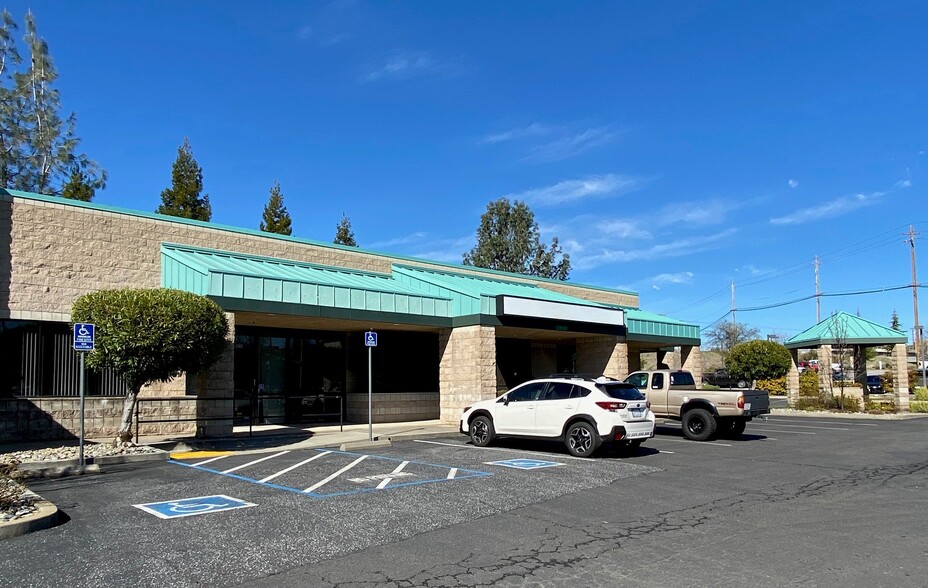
914, 388, 928, 401
727, 340, 792, 381
881, 370, 894, 394
795, 396, 826, 410
756, 376, 786, 396
827, 394, 860, 412
910, 401, 928, 413
865, 399, 894, 413
799, 370, 820, 397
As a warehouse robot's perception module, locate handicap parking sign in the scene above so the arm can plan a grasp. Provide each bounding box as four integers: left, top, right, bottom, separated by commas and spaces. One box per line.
133, 494, 256, 519
484, 458, 564, 470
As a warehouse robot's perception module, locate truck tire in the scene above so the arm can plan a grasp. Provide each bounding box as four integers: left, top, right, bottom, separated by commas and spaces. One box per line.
719, 418, 747, 439
682, 408, 717, 441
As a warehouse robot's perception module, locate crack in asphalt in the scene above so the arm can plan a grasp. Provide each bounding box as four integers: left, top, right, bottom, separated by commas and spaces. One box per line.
294, 460, 928, 588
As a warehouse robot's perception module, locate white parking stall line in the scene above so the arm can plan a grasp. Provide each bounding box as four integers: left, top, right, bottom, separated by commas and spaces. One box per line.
749, 427, 816, 435
391, 461, 410, 476
447, 467, 458, 480
764, 418, 877, 427
191, 454, 231, 467
222, 451, 291, 474
758, 423, 849, 431
654, 438, 733, 447
304, 455, 368, 493
375, 477, 392, 490
259, 451, 332, 483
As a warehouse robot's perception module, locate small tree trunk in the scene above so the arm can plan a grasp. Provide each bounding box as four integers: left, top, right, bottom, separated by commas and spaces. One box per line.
115, 388, 140, 445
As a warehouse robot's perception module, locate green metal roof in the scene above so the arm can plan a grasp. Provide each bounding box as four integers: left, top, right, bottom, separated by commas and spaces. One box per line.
785, 311, 907, 348
623, 308, 701, 345
162, 244, 453, 318
391, 264, 604, 316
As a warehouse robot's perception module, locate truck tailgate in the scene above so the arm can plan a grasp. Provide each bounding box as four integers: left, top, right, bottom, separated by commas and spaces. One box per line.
743, 391, 770, 414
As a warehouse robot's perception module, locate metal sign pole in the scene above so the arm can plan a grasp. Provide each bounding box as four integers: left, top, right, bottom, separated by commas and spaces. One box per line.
79, 351, 86, 467
368, 344, 373, 441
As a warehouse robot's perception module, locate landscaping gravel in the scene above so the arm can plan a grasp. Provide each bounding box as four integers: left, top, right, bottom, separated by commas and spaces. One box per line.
0, 443, 161, 464
0, 478, 35, 522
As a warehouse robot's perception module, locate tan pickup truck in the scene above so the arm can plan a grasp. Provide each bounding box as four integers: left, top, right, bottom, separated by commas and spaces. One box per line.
623, 369, 770, 441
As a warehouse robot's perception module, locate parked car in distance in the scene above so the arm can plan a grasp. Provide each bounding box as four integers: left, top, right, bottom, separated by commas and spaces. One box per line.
866, 375, 884, 394
703, 368, 749, 389
460, 375, 656, 457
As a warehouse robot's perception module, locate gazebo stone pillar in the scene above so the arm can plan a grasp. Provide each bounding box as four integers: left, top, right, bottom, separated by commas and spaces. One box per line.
681, 345, 702, 384
818, 345, 834, 396
892, 343, 910, 412
854, 345, 868, 389
787, 349, 801, 407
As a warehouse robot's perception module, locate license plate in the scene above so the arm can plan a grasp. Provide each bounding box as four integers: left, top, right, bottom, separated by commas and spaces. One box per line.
628, 430, 650, 438
744, 403, 751, 410
631, 408, 643, 417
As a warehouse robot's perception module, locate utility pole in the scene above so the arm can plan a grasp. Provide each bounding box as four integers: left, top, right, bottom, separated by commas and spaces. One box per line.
906, 225, 924, 386
814, 255, 821, 323
730, 281, 736, 323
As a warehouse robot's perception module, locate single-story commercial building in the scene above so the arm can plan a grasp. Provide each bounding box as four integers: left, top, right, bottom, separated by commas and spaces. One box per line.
0, 189, 701, 441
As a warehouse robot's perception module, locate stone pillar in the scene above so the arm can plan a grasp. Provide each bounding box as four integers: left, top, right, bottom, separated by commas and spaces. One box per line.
438, 325, 497, 422
681, 345, 702, 383
818, 345, 834, 397
892, 343, 910, 412
854, 345, 868, 389
657, 348, 678, 369
195, 312, 236, 437
576, 336, 629, 379
787, 349, 801, 407
627, 344, 642, 372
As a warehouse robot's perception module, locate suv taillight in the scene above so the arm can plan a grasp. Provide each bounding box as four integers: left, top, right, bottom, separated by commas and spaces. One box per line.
737, 395, 745, 409
596, 401, 627, 412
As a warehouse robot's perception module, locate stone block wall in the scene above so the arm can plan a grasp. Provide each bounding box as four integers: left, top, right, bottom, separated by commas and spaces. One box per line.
439, 326, 497, 422
575, 336, 628, 379
193, 312, 236, 437
346, 392, 440, 423
0, 396, 197, 442
680, 346, 702, 383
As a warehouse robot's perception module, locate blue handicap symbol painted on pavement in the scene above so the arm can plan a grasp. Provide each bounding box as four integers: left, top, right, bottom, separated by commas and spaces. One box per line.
485, 458, 564, 470
133, 494, 257, 519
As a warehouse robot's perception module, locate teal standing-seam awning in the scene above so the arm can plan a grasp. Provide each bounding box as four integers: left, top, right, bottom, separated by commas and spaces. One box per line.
621, 307, 701, 345
161, 244, 453, 321
785, 312, 907, 349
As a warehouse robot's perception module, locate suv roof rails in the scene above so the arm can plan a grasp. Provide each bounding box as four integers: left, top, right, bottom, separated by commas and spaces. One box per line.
546, 373, 619, 382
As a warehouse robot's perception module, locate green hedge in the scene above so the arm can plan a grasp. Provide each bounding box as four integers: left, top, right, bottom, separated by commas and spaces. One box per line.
756, 376, 786, 396
910, 401, 928, 413
799, 370, 820, 397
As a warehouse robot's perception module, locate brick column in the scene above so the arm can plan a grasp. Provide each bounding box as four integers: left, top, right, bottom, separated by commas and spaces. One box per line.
787, 349, 801, 407
892, 343, 910, 412
818, 345, 834, 397
438, 325, 497, 422
681, 345, 702, 383
195, 311, 235, 437
576, 336, 629, 379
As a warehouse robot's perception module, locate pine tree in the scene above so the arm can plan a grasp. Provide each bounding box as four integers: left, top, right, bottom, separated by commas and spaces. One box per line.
157, 138, 211, 221
890, 310, 902, 331
259, 180, 292, 235
334, 214, 357, 246
60, 167, 95, 201
0, 11, 105, 194
463, 198, 570, 280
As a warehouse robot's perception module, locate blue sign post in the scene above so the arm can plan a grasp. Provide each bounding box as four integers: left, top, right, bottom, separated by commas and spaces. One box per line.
364, 331, 377, 441
72, 323, 95, 467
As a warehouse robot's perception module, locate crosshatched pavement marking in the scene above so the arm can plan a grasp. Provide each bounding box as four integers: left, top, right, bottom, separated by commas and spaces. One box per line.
170, 448, 492, 498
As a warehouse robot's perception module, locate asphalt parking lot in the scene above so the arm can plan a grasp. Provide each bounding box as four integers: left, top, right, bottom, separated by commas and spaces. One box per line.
3, 414, 928, 588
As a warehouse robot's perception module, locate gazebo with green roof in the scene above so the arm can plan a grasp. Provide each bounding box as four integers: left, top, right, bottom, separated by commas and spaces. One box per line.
784, 312, 910, 411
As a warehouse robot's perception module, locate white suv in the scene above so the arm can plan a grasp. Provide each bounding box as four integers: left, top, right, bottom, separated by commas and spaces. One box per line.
460, 376, 656, 457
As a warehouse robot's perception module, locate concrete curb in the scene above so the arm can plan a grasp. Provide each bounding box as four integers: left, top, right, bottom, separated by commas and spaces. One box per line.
768, 409, 928, 420
16, 449, 169, 479
339, 439, 393, 451
0, 491, 59, 541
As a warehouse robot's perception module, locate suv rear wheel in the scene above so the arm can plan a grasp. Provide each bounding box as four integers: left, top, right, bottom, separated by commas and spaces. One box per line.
565, 421, 601, 457
469, 415, 495, 447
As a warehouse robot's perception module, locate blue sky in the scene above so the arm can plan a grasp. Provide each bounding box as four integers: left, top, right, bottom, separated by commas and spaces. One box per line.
9, 1, 928, 340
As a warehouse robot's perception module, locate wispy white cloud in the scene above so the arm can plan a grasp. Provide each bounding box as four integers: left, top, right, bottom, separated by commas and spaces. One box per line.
368, 231, 427, 249
648, 271, 695, 290
572, 229, 738, 270
595, 219, 652, 239
788, 179, 799, 189
524, 126, 617, 163
361, 50, 462, 83
503, 174, 642, 207
656, 199, 738, 227
738, 264, 766, 276
770, 191, 885, 225
481, 123, 551, 145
